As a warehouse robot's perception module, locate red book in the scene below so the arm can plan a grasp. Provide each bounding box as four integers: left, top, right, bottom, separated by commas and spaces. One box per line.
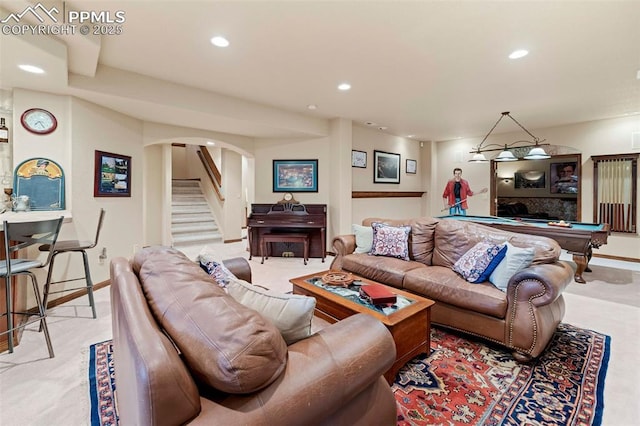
359, 284, 397, 305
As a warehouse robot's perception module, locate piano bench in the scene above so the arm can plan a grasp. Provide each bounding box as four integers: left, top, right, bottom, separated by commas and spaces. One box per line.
260, 233, 310, 265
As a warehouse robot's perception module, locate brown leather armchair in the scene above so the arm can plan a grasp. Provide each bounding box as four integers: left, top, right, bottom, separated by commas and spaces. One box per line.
110, 247, 398, 425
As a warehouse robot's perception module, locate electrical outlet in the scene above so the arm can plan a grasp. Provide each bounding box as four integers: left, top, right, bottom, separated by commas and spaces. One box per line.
133, 244, 139, 255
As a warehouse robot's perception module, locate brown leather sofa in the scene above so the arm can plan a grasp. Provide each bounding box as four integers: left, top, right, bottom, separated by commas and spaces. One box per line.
110, 246, 398, 426
331, 218, 574, 361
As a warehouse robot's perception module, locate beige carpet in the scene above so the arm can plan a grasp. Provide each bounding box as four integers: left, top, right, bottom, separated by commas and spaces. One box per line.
0, 242, 638, 426
564, 264, 640, 307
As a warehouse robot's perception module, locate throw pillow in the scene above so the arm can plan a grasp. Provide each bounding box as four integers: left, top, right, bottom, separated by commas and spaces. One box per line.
369, 222, 411, 261
197, 247, 237, 288
453, 242, 507, 283
227, 278, 316, 345
199, 259, 236, 288
489, 242, 536, 291
352, 223, 374, 253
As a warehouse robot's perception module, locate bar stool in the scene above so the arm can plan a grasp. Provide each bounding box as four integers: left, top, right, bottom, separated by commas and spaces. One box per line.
39, 209, 105, 321
1, 217, 64, 357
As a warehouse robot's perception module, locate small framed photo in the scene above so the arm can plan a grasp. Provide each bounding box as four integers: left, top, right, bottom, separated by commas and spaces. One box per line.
352, 150, 367, 168
406, 159, 417, 174
373, 150, 400, 184
273, 159, 318, 192
94, 150, 131, 197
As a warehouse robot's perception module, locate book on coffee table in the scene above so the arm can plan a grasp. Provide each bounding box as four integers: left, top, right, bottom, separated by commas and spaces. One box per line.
359, 284, 397, 305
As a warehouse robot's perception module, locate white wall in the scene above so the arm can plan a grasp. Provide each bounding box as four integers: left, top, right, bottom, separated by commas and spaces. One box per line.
254, 137, 331, 206
8, 90, 145, 307
221, 149, 243, 242
69, 97, 145, 277
143, 144, 164, 246
171, 145, 189, 179
351, 125, 425, 225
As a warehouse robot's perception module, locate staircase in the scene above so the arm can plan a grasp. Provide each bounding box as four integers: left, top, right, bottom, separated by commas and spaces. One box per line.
171, 179, 222, 248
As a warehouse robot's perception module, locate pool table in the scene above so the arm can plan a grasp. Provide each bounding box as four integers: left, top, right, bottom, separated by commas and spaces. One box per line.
438, 215, 611, 284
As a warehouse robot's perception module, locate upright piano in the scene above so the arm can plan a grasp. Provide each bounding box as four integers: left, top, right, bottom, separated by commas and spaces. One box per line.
247, 203, 326, 262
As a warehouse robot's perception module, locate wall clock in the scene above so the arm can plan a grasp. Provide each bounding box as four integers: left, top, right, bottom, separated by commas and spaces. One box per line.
20, 108, 57, 135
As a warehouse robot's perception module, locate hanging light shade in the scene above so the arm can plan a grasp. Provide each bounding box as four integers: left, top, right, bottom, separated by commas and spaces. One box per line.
468, 112, 549, 162
469, 152, 488, 163
524, 146, 551, 159
494, 149, 518, 162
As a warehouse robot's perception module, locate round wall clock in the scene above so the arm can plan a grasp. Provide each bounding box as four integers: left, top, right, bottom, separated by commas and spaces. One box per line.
20, 108, 57, 135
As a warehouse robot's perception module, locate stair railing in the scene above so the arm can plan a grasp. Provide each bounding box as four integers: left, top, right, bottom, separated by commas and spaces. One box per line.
197, 147, 225, 202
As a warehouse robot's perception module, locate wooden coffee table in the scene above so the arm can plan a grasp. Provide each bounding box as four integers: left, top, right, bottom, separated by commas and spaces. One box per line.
290, 271, 435, 384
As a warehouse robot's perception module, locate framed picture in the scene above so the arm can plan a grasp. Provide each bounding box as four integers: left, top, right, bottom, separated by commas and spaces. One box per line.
273, 159, 318, 192
550, 161, 579, 194
94, 150, 131, 197
352, 150, 367, 168
514, 170, 545, 189
373, 150, 400, 184
406, 159, 417, 174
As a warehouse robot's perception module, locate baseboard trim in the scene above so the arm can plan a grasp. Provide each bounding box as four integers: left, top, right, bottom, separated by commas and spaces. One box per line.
592, 253, 640, 263
224, 238, 243, 244
43, 279, 111, 310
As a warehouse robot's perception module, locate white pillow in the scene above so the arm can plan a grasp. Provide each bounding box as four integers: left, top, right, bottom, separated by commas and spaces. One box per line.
489, 242, 535, 291
352, 224, 374, 253
226, 278, 316, 345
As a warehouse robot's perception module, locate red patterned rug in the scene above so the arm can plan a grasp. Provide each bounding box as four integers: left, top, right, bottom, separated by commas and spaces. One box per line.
88, 323, 608, 426
394, 324, 609, 425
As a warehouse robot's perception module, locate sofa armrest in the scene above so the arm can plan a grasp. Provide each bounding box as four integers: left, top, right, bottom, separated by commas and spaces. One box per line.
505, 260, 573, 358
195, 313, 397, 425
222, 257, 252, 283
507, 261, 573, 306
330, 234, 356, 270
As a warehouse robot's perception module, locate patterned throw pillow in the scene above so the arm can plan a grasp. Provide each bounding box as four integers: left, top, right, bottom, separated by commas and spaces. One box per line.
369, 222, 411, 261
199, 259, 236, 288
453, 242, 507, 283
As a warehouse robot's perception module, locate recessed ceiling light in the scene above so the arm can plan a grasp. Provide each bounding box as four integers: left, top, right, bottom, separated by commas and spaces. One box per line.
407, 134, 415, 138
365, 121, 377, 126
210, 36, 230, 47
378, 126, 388, 130
18, 64, 44, 74
307, 104, 318, 110
509, 49, 529, 59
207, 141, 215, 145
337, 83, 351, 91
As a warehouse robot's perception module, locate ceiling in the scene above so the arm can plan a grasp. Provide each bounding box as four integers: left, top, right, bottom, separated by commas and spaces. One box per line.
1, 1, 639, 141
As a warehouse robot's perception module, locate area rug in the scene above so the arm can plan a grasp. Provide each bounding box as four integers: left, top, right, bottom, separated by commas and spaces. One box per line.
394, 323, 609, 425
88, 323, 609, 426
88, 338, 117, 426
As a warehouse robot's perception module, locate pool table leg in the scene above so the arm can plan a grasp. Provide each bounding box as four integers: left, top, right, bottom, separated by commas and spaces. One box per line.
585, 245, 593, 273
572, 254, 587, 284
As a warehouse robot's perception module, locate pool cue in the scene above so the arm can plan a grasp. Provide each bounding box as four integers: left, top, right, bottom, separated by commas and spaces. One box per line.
441, 198, 468, 212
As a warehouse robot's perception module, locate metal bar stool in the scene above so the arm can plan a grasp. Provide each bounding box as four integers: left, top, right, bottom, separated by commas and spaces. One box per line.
1, 217, 64, 357
39, 209, 105, 321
